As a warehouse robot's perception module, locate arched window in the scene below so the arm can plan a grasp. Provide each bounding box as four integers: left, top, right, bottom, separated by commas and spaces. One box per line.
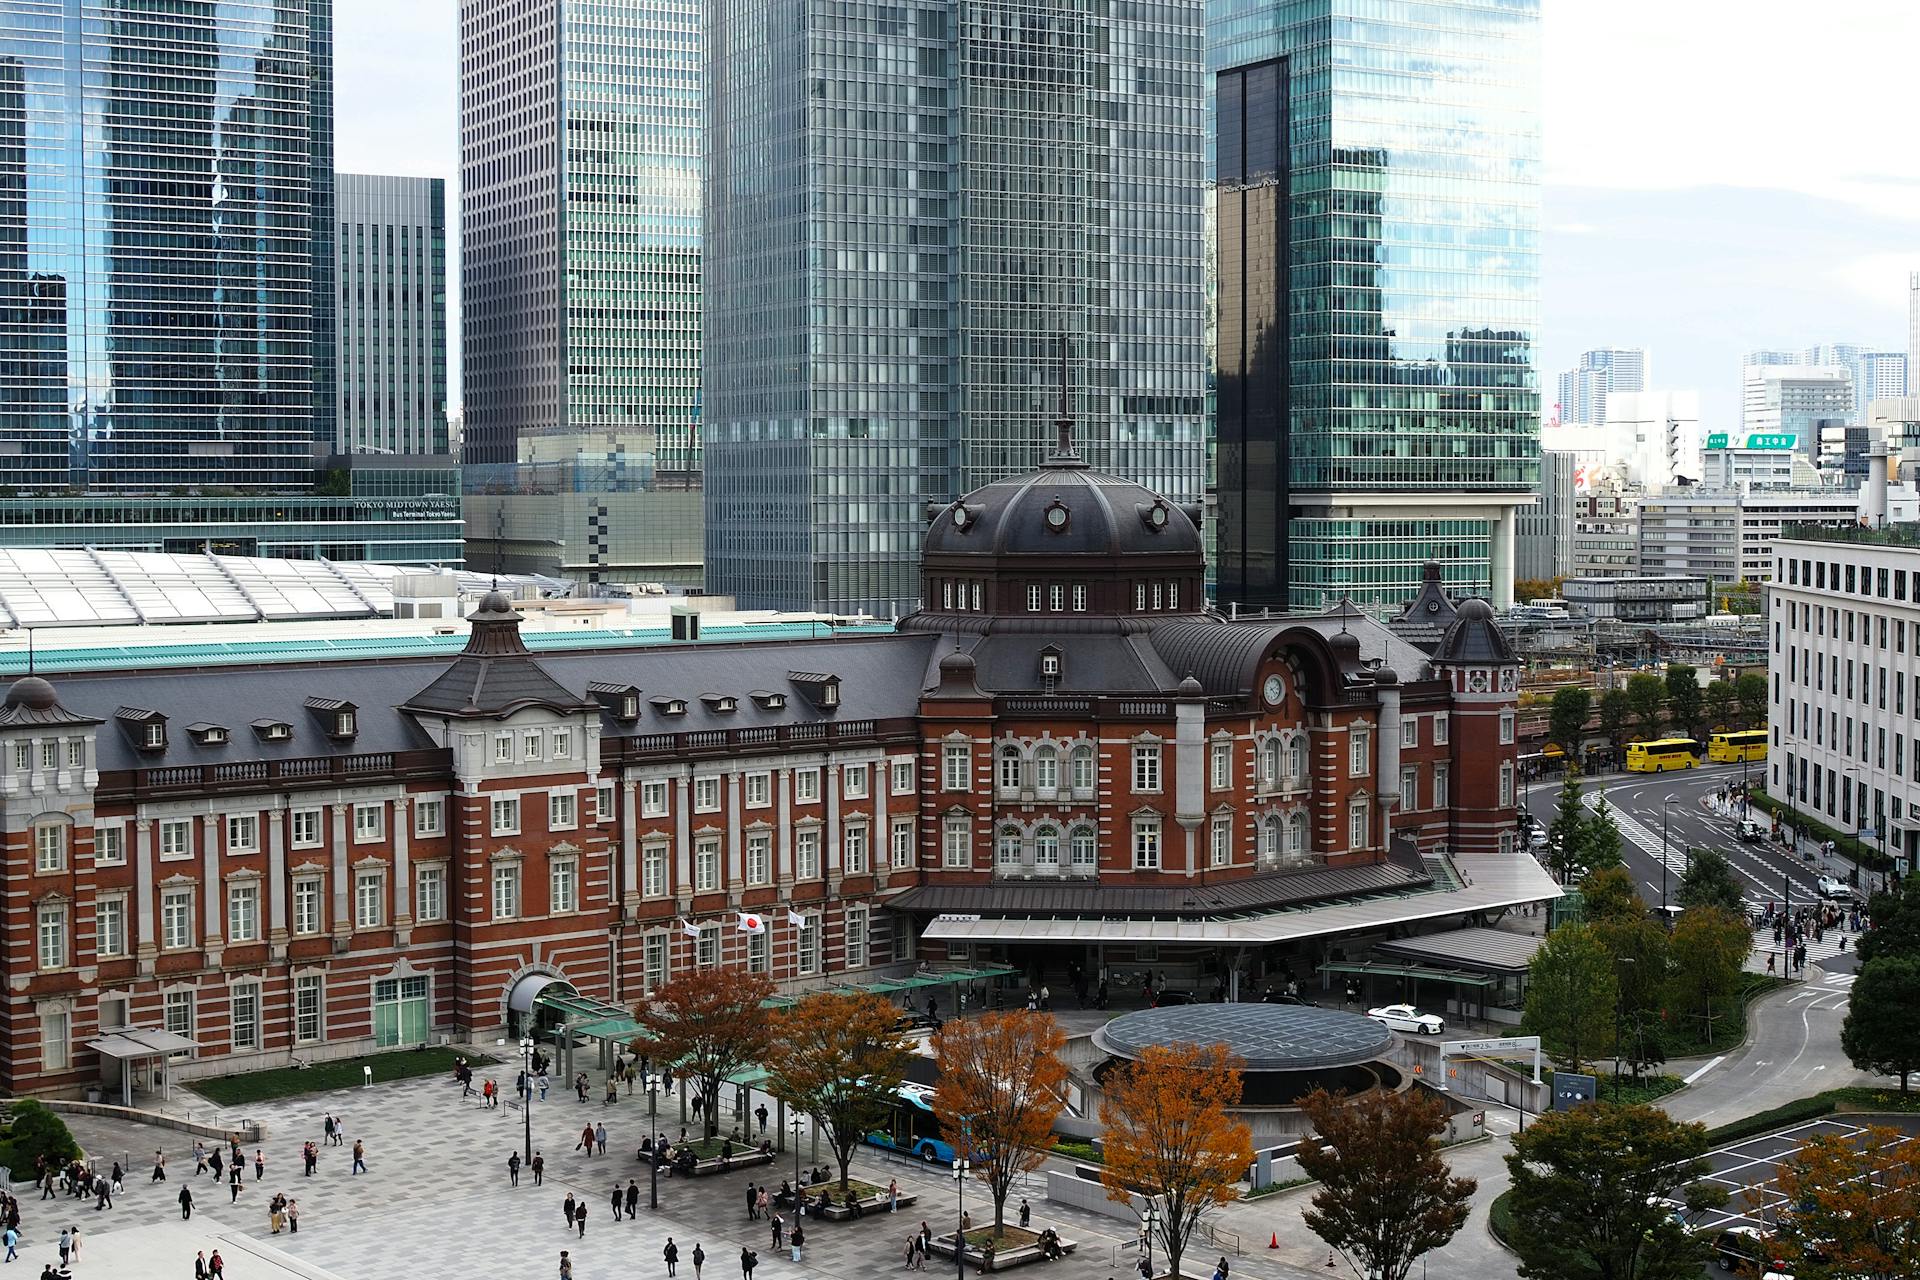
1069, 827, 1097, 875
1033, 745, 1058, 795
1259, 815, 1280, 865
1034, 826, 1060, 872
1288, 734, 1309, 783
1260, 739, 1282, 789
1287, 811, 1309, 860
996, 826, 1023, 869
1070, 745, 1095, 793
998, 745, 1022, 793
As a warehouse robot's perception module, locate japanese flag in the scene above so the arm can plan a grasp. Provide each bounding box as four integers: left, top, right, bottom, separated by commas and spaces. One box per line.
737, 911, 767, 934
786, 909, 808, 929
681, 918, 701, 939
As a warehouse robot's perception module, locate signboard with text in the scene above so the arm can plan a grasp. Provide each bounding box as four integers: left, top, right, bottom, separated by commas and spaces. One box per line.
1704, 432, 1797, 451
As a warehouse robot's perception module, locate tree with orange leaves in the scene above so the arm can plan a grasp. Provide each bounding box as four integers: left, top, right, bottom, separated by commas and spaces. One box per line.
932, 1010, 1069, 1237
1769, 1123, 1920, 1280
634, 965, 775, 1139
1099, 1043, 1254, 1280
764, 990, 917, 1192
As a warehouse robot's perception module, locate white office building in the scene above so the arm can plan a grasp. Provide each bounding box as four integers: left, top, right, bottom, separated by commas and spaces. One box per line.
1639, 489, 1874, 585
1770, 525, 1920, 874
1698, 431, 1820, 493
1742, 366, 1852, 461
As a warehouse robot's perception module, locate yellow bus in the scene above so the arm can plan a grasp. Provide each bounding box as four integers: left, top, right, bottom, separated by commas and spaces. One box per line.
1707, 730, 1767, 763
1625, 739, 1703, 772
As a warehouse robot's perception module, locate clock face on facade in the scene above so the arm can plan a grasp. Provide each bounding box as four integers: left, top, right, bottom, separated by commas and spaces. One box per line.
1263, 674, 1285, 706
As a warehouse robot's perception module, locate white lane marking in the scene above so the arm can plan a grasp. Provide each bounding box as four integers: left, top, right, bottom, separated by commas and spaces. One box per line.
1684, 1055, 1726, 1085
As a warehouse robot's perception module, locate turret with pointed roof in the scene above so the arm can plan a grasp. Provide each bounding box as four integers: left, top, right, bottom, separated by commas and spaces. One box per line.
401, 591, 597, 719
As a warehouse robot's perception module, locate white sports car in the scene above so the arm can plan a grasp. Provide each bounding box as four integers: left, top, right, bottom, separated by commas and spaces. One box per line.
1366, 1004, 1445, 1035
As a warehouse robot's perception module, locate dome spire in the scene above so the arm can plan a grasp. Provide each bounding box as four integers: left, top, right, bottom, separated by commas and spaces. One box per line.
1045, 328, 1085, 469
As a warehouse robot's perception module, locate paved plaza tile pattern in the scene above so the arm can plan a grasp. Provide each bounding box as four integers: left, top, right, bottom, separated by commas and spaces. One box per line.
5, 1068, 1338, 1280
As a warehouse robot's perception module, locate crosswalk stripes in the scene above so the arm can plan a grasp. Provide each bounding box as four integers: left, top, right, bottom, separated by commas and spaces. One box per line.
1744, 923, 1857, 975
1583, 791, 1687, 875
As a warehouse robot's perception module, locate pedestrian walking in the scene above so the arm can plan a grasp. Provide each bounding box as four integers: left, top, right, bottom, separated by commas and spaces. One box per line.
193, 1141, 207, 1175
179, 1185, 195, 1220
351, 1139, 367, 1175
665, 1236, 680, 1277
889, 1178, 899, 1212
322, 1114, 335, 1148
152, 1150, 167, 1182
67, 1225, 80, 1262
770, 1215, 782, 1249
595, 1122, 608, 1155
1217, 1256, 1230, 1280
560, 1251, 573, 1280
564, 1193, 577, 1229
539, 1072, 551, 1101
254, 1150, 265, 1181
111, 1160, 124, 1193
755, 1103, 768, 1136
576, 1072, 590, 1103
606, 1077, 619, 1106
575, 1203, 587, 1238
227, 1169, 241, 1205
1018, 1198, 1030, 1228
747, 1183, 760, 1220
58, 1228, 70, 1267
1, 1226, 14, 1263
533, 1151, 545, 1186
509, 1152, 522, 1186
790, 1226, 804, 1263
209, 1250, 225, 1279
741, 1247, 758, 1280
612, 1184, 624, 1223
288, 1199, 299, 1233
578, 1123, 595, 1155
692, 1242, 706, 1280
209, 1148, 223, 1180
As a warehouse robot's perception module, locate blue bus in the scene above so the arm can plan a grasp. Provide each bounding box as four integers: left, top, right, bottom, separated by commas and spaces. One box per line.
863, 1083, 959, 1163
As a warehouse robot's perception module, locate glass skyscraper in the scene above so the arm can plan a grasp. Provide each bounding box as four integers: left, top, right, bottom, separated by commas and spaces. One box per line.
0, 0, 335, 492
1211, 0, 1541, 612
460, 0, 702, 487
703, 0, 1208, 615
336, 173, 450, 456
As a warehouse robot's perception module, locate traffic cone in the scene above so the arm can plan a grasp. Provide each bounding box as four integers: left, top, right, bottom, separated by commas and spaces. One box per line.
1267, 1233, 1278, 1250
1325, 1250, 1336, 1269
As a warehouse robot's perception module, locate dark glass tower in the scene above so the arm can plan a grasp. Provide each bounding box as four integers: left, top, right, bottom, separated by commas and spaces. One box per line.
0, 1, 336, 493
1209, 0, 1541, 612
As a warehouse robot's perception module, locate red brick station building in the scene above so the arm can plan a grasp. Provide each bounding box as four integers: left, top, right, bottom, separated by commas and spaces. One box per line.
0, 436, 1550, 1096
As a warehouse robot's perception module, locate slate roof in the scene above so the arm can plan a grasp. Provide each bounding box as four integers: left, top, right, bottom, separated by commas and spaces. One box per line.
886, 843, 1431, 918
924, 465, 1203, 560
1433, 598, 1518, 665
27, 631, 939, 773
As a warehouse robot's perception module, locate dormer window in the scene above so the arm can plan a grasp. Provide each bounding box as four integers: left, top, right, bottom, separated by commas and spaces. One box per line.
701, 693, 738, 713
1140, 501, 1170, 532
186, 723, 228, 747
336, 710, 355, 737
588, 681, 642, 722
652, 696, 688, 717
143, 723, 164, 749
787, 671, 842, 710
750, 690, 786, 711
623, 694, 639, 719
1039, 647, 1063, 679
304, 697, 358, 741
116, 707, 167, 752
822, 683, 839, 708
251, 719, 293, 742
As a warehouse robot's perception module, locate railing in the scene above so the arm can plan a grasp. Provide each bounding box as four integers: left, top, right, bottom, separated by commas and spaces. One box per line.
601, 717, 916, 765
104, 749, 451, 800
995, 695, 1174, 719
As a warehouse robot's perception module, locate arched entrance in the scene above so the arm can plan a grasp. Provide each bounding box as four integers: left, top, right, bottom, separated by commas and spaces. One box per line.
506, 972, 578, 1041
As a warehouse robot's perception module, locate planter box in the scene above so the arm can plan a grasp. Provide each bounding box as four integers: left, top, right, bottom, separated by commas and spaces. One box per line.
925, 1233, 1077, 1272
646, 1148, 776, 1177
805, 1191, 919, 1222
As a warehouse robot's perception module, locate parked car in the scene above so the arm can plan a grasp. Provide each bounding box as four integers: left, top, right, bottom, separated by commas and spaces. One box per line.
1712, 1225, 1770, 1273
1527, 827, 1550, 851
1365, 1004, 1445, 1035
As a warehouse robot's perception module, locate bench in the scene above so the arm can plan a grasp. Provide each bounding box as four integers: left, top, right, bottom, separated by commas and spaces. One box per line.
643, 1148, 777, 1177
925, 1233, 1078, 1272
787, 1191, 920, 1222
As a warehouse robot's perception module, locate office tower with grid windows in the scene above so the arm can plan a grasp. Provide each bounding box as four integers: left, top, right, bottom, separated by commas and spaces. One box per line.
335, 174, 450, 457
1210, 0, 1542, 613
0, 0, 335, 492
701, 0, 1209, 615
1555, 347, 1646, 427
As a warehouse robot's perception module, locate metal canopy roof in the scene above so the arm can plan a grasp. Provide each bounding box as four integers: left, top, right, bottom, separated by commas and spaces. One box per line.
1372, 926, 1545, 974
86, 1027, 199, 1060
1092, 1004, 1394, 1072
1316, 960, 1499, 989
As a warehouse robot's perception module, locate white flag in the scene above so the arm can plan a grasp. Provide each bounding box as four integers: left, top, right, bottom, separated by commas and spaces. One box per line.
786, 909, 808, 929
681, 918, 701, 939
737, 911, 767, 934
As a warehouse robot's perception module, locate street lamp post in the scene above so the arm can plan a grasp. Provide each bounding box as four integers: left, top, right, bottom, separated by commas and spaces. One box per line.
1611, 957, 1636, 1089
647, 1072, 664, 1209
792, 1114, 804, 1196
1661, 794, 1679, 920
951, 1154, 972, 1280
519, 1035, 535, 1165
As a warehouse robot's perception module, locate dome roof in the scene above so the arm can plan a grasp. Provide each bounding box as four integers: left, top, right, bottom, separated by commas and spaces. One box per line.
924, 464, 1203, 561
5, 676, 58, 711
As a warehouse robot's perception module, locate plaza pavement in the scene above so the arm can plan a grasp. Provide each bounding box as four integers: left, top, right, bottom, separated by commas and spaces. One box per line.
18, 1068, 1340, 1280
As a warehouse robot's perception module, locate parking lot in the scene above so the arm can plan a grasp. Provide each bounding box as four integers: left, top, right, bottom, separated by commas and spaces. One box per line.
1690, 1115, 1920, 1236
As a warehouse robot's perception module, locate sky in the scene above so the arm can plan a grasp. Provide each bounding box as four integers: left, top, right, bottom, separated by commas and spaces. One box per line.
332, 0, 1920, 428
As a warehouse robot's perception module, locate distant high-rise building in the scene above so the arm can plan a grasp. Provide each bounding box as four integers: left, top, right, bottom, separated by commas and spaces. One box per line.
1859, 350, 1908, 404
703, 0, 1207, 614
1516, 450, 1574, 585
1742, 366, 1851, 464
459, 0, 701, 481
335, 174, 450, 457
1909, 273, 1920, 393
1555, 347, 1647, 427
0, 1, 336, 492
1211, 1, 1541, 611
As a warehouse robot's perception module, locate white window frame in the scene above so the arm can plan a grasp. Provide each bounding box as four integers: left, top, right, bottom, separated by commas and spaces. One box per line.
696, 924, 720, 969
942, 744, 970, 792
1499, 762, 1516, 808
353, 802, 384, 844
1400, 765, 1419, 812
1070, 827, 1097, 875
693, 776, 721, 813
845, 823, 869, 874
892, 819, 915, 869
1433, 713, 1449, 745
226, 881, 260, 942
163, 989, 194, 1040
1210, 742, 1231, 791
796, 828, 821, 880
549, 790, 577, 831
846, 904, 869, 964
797, 915, 821, 975
745, 772, 772, 808
642, 842, 669, 898
550, 856, 578, 914
414, 865, 446, 922
1071, 745, 1095, 793
641, 780, 669, 818
747, 929, 771, 974
1401, 718, 1419, 748
1499, 711, 1516, 746
522, 730, 543, 762
942, 816, 971, 868
494, 732, 513, 763
354, 869, 386, 930
94, 824, 125, 866
1348, 799, 1370, 850
891, 759, 914, 795
36, 901, 66, 970
746, 832, 772, 886
998, 745, 1022, 793
1434, 763, 1449, 809
292, 876, 323, 935
1349, 727, 1371, 777
294, 974, 324, 1044
491, 795, 520, 836
94, 895, 126, 959
694, 837, 721, 892
226, 813, 258, 855
491, 863, 521, 921
596, 783, 615, 823
796, 768, 822, 802
550, 727, 572, 760
843, 763, 870, 800
644, 933, 669, 993
231, 982, 261, 1052
290, 809, 321, 849
41, 1007, 69, 1072
160, 818, 193, 860
1210, 817, 1230, 867
1132, 818, 1162, 870
161, 889, 194, 950
414, 799, 444, 837
34, 822, 67, 873
1132, 743, 1162, 793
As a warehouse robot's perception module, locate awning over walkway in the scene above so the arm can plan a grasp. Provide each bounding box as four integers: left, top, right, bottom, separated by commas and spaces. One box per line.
918, 848, 1560, 946
539, 989, 646, 1043
1315, 960, 1498, 988
509, 973, 576, 1015
1372, 926, 1543, 974
87, 1028, 198, 1059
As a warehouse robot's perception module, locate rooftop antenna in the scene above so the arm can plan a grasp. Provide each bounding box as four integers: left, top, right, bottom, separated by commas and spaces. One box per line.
25, 627, 33, 675
1048, 328, 1080, 463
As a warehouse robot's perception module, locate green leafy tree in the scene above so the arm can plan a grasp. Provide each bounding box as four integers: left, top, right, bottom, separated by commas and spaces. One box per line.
1666, 907, 1751, 1044
1580, 865, 1642, 924
1858, 877, 1920, 964
1545, 771, 1590, 884
1296, 1086, 1476, 1280
1582, 792, 1624, 873
1549, 686, 1593, 757
1524, 922, 1617, 1072
1597, 687, 1631, 749
1734, 672, 1768, 729
1675, 848, 1744, 915
1625, 673, 1667, 742
0, 1100, 80, 1174
1504, 1102, 1722, 1280
1703, 679, 1736, 732
1663, 664, 1703, 741
1590, 904, 1672, 1081
1841, 954, 1920, 1094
